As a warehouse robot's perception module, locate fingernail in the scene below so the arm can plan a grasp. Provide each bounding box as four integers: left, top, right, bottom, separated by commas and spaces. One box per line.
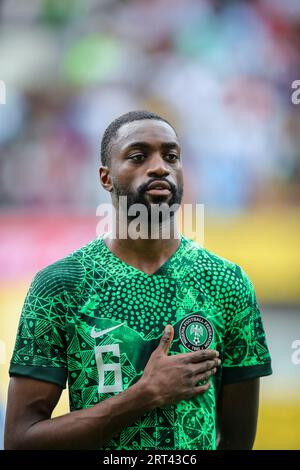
216, 351, 220, 357
165, 325, 172, 333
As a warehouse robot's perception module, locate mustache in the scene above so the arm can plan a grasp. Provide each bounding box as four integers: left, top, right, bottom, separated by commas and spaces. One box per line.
138, 178, 177, 194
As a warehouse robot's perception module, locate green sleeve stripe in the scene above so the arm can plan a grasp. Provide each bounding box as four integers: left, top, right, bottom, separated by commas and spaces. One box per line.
9, 363, 67, 389
222, 362, 273, 384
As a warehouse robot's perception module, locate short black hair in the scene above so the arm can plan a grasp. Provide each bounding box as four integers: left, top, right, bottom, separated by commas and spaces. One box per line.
100, 110, 176, 166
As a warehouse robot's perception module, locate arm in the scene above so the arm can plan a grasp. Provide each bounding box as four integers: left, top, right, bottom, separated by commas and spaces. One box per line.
216, 266, 272, 450
5, 326, 219, 450
4, 375, 156, 450
216, 378, 260, 450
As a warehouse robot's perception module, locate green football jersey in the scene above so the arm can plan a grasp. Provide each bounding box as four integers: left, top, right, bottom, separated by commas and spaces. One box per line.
9, 234, 272, 450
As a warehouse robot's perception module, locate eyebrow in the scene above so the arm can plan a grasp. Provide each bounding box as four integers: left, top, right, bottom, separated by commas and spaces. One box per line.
123, 141, 181, 153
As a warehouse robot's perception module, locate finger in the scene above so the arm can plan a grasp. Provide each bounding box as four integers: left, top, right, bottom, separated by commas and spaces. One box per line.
190, 382, 211, 397
192, 359, 221, 375
184, 349, 219, 364
157, 324, 174, 354
193, 367, 217, 384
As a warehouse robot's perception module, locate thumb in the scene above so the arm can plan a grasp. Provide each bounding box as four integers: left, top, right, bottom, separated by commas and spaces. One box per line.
158, 324, 174, 354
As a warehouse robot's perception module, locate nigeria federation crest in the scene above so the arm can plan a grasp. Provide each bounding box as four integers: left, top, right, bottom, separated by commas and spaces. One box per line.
179, 314, 214, 351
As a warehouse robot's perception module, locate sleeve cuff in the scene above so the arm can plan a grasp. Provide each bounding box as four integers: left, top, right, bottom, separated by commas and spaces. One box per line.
9, 363, 67, 389
222, 362, 273, 384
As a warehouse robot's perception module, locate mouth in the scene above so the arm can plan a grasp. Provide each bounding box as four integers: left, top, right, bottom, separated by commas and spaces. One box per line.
145, 180, 172, 196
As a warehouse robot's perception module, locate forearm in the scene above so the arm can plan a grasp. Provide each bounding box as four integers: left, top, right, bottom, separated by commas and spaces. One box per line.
217, 435, 255, 450
12, 381, 156, 450
216, 426, 256, 450
216, 379, 259, 450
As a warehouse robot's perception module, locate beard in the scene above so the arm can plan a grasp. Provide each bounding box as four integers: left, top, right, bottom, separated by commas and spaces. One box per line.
113, 178, 183, 225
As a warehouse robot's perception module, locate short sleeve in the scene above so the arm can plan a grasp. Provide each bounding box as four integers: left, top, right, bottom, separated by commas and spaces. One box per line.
9, 264, 69, 388
221, 267, 272, 384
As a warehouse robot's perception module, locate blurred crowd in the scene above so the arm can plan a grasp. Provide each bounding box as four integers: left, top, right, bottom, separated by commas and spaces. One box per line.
0, 0, 300, 215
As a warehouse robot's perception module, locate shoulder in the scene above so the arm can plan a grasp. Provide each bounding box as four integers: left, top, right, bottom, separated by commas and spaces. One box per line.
183, 236, 255, 301
30, 238, 102, 298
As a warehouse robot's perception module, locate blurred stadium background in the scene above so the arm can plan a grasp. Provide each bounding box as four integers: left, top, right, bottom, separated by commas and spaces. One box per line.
0, 0, 300, 449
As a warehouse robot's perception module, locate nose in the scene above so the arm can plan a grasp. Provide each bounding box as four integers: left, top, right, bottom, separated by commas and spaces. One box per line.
146, 152, 170, 178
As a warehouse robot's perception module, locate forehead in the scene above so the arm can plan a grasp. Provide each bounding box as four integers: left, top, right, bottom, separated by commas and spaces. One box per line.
114, 119, 179, 151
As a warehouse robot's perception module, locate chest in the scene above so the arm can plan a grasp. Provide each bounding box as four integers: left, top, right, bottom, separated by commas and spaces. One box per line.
66, 273, 225, 356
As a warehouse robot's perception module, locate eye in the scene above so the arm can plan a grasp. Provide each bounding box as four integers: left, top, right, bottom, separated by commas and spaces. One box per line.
128, 154, 145, 162
166, 153, 180, 161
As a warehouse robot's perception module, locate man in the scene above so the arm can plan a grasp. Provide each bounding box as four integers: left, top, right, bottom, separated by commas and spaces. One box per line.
5, 110, 272, 450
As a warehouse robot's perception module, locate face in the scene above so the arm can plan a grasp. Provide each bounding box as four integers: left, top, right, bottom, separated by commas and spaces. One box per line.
100, 119, 184, 217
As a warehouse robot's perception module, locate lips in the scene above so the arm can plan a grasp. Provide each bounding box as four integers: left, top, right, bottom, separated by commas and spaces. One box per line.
146, 180, 171, 191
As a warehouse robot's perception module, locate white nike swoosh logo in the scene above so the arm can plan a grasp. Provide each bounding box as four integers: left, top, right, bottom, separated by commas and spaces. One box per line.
90, 322, 125, 339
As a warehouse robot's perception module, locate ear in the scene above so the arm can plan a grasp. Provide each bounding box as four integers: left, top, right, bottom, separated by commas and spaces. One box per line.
99, 166, 113, 192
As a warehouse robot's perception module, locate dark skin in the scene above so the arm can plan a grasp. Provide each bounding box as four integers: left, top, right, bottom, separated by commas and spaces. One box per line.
217, 378, 260, 449
100, 119, 184, 274
5, 119, 260, 449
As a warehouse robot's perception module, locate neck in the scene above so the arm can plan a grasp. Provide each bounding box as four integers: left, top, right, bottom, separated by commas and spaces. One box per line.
103, 210, 181, 266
